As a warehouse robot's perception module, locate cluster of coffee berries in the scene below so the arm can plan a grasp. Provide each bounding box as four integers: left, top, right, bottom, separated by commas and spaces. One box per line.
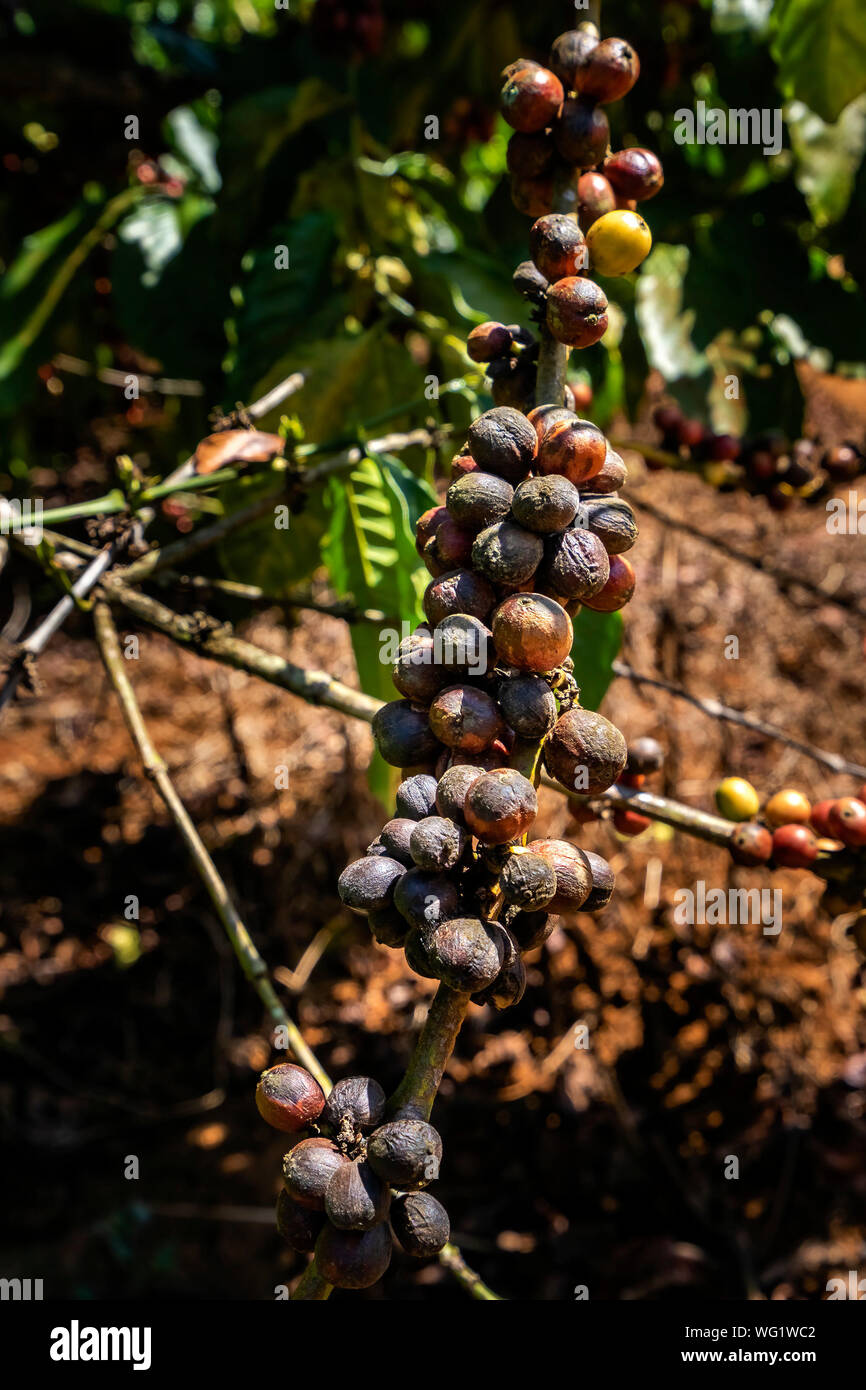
257, 1062, 450, 1290
466, 319, 596, 416
652, 404, 866, 508
715, 777, 866, 872
502, 25, 658, 280
569, 735, 664, 839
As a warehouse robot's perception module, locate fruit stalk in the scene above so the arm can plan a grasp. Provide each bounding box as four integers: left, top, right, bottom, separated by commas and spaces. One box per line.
386, 984, 472, 1122
534, 168, 580, 407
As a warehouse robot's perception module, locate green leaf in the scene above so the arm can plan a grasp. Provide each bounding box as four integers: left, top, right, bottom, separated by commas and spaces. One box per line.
772, 0, 866, 123
218, 480, 330, 595
118, 201, 184, 282
571, 609, 623, 712
635, 244, 707, 381
787, 95, 866, 225
166, 106, 222, 193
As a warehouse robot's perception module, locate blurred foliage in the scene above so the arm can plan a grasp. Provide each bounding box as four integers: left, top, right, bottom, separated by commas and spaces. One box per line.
1, 0, 865, 731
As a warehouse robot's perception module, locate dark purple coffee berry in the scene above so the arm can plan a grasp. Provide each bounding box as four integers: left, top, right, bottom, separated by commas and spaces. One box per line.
404, 925, 439, 979
467, 407, 538, 483
509, 909, 555, 951
434, 614, 492, 678
585, 445, 627, 494
530, 839, 593, 912
423, 569, 497, 627
367, 1119, 443, 1189
578, 37, 640, 104
435, 763, 482, 824
582, 498, 638, 554
424, 916, 506, 992
256, 1063, 325, 1133
373, 700, 441, 768
500, 850, 557, 910
464, 767, 538, 845
315, 1221, 392, 1290
604, 147, 663, 202
554, 98, 610, 168
513, 260, 550, 301
394, 869, 461, 930
466, 321, 513, 362
549, 26, 599, 89
392, 632, 450, 704
581, 850, 615, 911
446, 471, 514, 532
391, 1191, 450, 1258
428, 685, 505, 753
323, 1075, 386, 1132
395, 773, 439, 821
539, 528, 610, 601
325, 1159, 391, 1231
473, 925, 526, 1010
379, 818, 417, 867
506, 130, 555, 180
472, 520, 544, 586
276, 1189, 324, 1253
338, 856, 406, 914
512, 475, 581, 533
544, 707, 627, 794
497, 674, 557, 739
368, 906, 409, 948
410, 816, 467, 872
282, 1137, 350, 1211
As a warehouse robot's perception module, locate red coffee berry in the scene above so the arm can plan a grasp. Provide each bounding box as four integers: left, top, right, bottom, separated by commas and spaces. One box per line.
501, 64, 564, 133
677, 418, 706, 450
809, 800, 837, 837
581, 553, 635, 611
510, 174, 554, 218
467, 321, 513, 362
577, 171, 617, 228
415, 505, 448, 556
612, 805, 651, 836
827, 797, 866, 847
707, 432, 742, 462
529, 213, 587, 281
652, 403, 683, 435
604, 148, 663, 201
256, 1063, 325, 1133
772, 823, 819, 869
537, 416, 607, 483
546, 276, 609, 348
577, 37, 640, 103
506, 130, 555, 179
428, 685, 505, 754
548, 27, 599, 89
554, 98, 610, 168
729, 822, 774, 867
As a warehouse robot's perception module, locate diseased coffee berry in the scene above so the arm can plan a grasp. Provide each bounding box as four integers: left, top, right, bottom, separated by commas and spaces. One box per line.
446, 472, 514, 533
772, 823, 818, 869
492, 592, 573, 672
604, 148, 663, 201
369, 906, 409, 948
472, 520, 544, 586
323, 1075, 387, 1133
828, 798, 866, 847
715, 777, 761, 822
554, 98, 610, 168
435, 614, 492, 677
391, 1191, 450, 1258
474, 925, 526, 1010
583, 498, 638, 554
510, 173, 554, 219
585, 445, 627, 494
367, 1119, 443, 1188
428, 685, 505, 753
467, 321, 512, 362
415, 505, 448, 556
765, 788, 812, 827
498, 673, 557, 739
450, 450, 479, 481
546, 276, 609, 348
581, 554, 635, 611
529, 213, 587, 281
435, 763, 482, 824
586, 209, 651, 276
467, 407, 538, 482
423, 568, 496, 627
489, 358, 536, 413
392, 632, 450, 704
506, 131, 555, 179
527, 403, 576, 441
676, 417, 706, 450
464, 767, 538, 845
513, 259, 550, 301
539, 528, 610, 601
315, 1221, 392, 1290
730, 822, 773, 867
578, 37, 640, 103
404, 925, 438, 979
501, 64, 564, 133
509, 909, 555, 951
544, 706, 627, 794
394, 868, 461, 930
626, 736, 663, 775
373, 700, 441, 768
338, 855, 406, 914
423, 516, 474, 574
577, 170, 617, 228
612, 805, 650, 836
396, 773, 439, 821
581, 850, 615, 911
282, 1137, 350, 1210
500, 850, 557, 910
530, 839, 593, 911
538, 416, 607, 483
410, 816, 467, 872
424, 916, 506, 992
325, 1159, 391, 1232
276, 1189, 324, 1253
549, 26, 599, 89
512, 475, 581, 533
256, 1063, 325, 1133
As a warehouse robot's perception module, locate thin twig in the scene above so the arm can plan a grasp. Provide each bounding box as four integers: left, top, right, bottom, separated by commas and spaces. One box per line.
387, 984, 471, 1121
91, 600, 330, 1095
437, 1243, 502, 1301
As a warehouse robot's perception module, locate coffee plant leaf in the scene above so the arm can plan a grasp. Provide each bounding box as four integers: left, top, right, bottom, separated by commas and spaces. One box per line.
635, 244, 707, 382
771, 0, 866, 124
787, 95, 866, 226
570, 609, 623, 713
218, 479, 331, 595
